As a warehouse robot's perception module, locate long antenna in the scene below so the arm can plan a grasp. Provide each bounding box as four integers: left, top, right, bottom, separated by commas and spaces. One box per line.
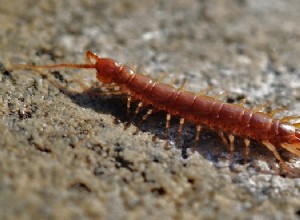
12, 63, 95, 70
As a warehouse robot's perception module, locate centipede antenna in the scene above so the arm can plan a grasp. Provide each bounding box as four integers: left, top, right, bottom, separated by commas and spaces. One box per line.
13, 63, 95, 70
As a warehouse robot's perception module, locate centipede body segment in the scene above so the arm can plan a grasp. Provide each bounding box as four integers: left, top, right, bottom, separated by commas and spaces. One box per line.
17, 50, 300, 176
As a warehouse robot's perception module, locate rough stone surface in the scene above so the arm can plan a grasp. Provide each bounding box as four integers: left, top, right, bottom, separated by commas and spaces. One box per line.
1, 0, 300, 219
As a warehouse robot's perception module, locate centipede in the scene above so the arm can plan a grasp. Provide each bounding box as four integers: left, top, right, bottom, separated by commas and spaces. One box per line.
15, 50, 300, 176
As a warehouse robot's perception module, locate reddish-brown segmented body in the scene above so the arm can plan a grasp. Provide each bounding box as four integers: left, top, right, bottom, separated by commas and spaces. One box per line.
21, 51, 300, 175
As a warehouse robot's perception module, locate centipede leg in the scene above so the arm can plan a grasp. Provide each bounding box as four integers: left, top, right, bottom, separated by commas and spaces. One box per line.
262, 141, 289, 174
155, 72, 167, 83
218, 131, 228, 146
176, 118, 185, 145
164, 113, 171, 149
212, 91, 227, 100
280, 143, 300, 157
132, 102, 143, 131
127, 96, 132, 115
293, 123, 300, 128
179, 79, 187, 91
197, 86, 212, 96
134, 102, 143, 118
218, 132, 235, 165
253, 103, 267, 112
142, 109, 153, 121
228, 134, 235, 163
244, 138, 250, 164
280, 115, 300, 123
268, 107, 287, 117
238, 98, 247, 106
192, 125, 202, 151
136, 108, 154, 132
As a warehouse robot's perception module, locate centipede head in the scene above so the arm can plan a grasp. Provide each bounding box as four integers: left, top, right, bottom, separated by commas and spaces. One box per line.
95, 58, 120, 84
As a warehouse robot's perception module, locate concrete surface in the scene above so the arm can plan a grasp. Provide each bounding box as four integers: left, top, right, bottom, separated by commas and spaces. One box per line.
1, 0, 300, 219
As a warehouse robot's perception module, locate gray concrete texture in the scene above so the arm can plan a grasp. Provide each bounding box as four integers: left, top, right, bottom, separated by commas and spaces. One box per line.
1, 0, 300, 219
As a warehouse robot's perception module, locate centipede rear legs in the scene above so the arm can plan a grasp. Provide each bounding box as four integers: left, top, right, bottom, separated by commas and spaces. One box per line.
262, 141, 291, 176
216, 134, 294, 176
